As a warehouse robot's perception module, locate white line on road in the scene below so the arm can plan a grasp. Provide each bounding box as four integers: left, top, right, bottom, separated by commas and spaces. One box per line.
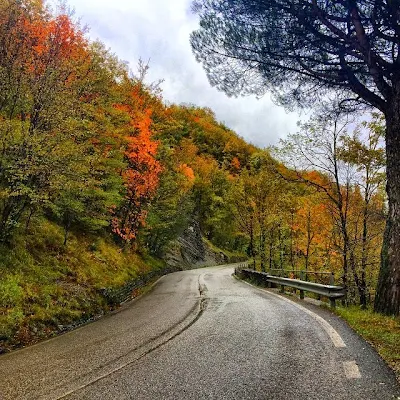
343, 361, 362, 379
239, 279, 347, 348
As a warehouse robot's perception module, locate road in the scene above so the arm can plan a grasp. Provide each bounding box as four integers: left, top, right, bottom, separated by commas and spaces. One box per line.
1, 265, 399, 400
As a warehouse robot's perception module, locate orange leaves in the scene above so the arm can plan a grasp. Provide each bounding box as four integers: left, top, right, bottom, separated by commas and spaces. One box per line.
34, 13, 85, 59
178, 163, 195, 182
0, 0, 90, 125
230, 156, 241, 173
111, 88, 162, 242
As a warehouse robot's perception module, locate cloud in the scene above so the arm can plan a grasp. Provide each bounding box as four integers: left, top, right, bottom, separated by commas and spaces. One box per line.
64, 0, 300, 147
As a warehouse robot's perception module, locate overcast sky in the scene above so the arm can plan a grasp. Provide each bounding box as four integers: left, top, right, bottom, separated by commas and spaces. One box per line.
62, 0, 300, 148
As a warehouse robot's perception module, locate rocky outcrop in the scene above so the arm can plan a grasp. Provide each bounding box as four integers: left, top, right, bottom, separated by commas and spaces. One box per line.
164, 220, 229, 270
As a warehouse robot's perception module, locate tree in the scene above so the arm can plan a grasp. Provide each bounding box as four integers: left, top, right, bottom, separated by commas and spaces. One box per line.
229, 152, 287, 271
293, 193, 331, 278
248, 152, 284, 272
338, 114, 386, 307
142, 130, 196, 256
229, 169, 258, 268
0, 0, 94, 241
279, 113, 386, 306
191, 0, 400, 315
279, 114, 357, 292
111, 85, 162, 243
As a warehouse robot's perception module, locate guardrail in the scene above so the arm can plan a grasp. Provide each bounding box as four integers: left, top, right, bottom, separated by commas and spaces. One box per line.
235, 267, 346, 308
267, 268, 334, 285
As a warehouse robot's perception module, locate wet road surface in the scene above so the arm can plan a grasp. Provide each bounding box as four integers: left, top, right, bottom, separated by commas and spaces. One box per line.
1, 264, 399, 399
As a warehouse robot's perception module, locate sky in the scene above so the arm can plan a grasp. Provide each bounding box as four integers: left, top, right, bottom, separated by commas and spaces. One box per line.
61, 0, 301, 148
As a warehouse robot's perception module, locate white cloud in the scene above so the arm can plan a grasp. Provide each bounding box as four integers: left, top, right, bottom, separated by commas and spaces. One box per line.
62, 0, 300, 147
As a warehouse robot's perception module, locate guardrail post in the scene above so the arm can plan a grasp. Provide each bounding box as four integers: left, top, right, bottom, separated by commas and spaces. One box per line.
280, 284, 285, 293
299, 271, 305, 299
330, 298, 336, 308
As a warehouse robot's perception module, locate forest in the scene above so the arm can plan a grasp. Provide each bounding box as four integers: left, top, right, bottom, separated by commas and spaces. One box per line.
0, 0, 389, 349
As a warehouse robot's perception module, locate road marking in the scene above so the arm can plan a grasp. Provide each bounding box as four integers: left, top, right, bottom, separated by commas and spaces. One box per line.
239, 278, 346, 348
343, 361, 361, 379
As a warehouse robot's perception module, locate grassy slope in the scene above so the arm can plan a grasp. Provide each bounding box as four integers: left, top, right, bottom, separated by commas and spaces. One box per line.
334, 306, 400, 380
0, 217, 166, 352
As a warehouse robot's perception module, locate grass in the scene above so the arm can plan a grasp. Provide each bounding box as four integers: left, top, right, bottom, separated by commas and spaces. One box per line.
0, 217, 167, 352
334, 306, 400, 380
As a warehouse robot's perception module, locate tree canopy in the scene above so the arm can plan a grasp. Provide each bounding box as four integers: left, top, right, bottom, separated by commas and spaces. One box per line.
191, 0, 398, 111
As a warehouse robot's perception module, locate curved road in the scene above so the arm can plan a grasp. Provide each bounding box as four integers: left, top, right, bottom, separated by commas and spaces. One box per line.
1, 265, 399, 399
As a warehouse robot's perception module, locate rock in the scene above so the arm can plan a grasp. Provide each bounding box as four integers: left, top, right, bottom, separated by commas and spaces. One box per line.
164, 220, 229, 270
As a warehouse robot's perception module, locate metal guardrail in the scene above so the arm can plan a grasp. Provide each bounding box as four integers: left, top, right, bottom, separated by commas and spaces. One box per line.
235, 267, 346, 308
263, 268, 335, 286
268, 268, 332, 275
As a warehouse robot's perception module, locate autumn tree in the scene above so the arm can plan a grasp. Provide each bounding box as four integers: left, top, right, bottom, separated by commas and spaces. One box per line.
248, 152, 284, 272
191, 0, 400, 315
229, 151, 288, 270
143, 121, 197, 256
153, 105, 251, 251
111, 80, 162, 243
230, 170, 258, 268
293, 192, 332, 277
0, 0, 96, 241
339, 115, 386, 307
279, 114, 357, 291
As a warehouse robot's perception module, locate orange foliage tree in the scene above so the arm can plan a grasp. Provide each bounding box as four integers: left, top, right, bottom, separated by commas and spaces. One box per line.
112, 84, 162, 242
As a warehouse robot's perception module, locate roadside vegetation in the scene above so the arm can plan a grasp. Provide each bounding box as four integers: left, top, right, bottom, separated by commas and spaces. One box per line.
0, 0, 253, 351
192, 0, 400, 317
0, 217, 167, 351
335, 306, 400, 381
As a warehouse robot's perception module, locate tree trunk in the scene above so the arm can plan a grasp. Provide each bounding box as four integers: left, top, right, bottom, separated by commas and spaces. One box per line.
360, 198, 369, 309
290, 209, 295, 269
63, 214, 72, 246
259, 228, 266, 272
25, 207, 35, 232
340, 216, 349, 291
277, 225, 283, 271
268, 228, 274, 271
375, 103, 400, 316
349, 248, 362, 305
305, 209, 312, 281
249, 218, 256, 270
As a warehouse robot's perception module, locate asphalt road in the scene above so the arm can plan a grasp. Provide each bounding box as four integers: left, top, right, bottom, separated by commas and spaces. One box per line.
1, 264, 399, 400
